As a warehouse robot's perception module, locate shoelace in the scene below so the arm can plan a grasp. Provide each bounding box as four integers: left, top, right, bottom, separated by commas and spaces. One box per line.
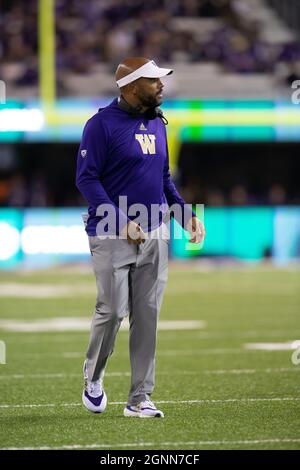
84, 362, 102, 397
139, 400, 155, 410
88, 380, 102, 397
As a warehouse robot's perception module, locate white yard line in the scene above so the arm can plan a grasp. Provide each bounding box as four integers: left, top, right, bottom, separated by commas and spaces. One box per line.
0, 372, 130, 380
159, 348, 248, 355
0, 280, 298, 298
0, 318, 206, 332
203, 367, 300, 375
0, 283, 95, 298
194, 331, 300, 339
2, 438, 300, 450
5, 329, 300, 343
0, 348, 250, 358
0, 367, 299, 380
4, 346, 294, 359
62, 352, 82, 358
1, 397, 300, 409
244, 342, 300, 351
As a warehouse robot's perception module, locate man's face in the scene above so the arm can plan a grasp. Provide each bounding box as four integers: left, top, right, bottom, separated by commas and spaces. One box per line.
134, 77, 164, 108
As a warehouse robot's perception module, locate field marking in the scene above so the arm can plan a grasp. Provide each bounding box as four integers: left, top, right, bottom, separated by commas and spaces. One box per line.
4, 346, 294, 359
5, 329, 300, 343
62, 352, 82, 358
203, 367, 300, 375
165, 285, 298, 296
1, 397, 300, 409
244, 341, 300, 351
0, 372, 131, 380
195, 330, 300, 339
0, 283, 95, 298
159, 348, 257, 355
2, 437, 300, 450
1, 279, 299, 298
0, 349, 251, 358
0, 367, 299, 381
0, 318, 206, 332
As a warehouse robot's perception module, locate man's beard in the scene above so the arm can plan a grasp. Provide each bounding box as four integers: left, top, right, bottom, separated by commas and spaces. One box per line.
138, 93, 161, 109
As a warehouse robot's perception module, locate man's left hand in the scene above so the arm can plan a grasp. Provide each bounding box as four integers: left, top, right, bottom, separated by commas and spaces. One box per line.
186, 216, 206, 244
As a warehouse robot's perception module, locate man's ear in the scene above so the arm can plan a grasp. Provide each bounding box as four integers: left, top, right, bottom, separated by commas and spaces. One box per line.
130, 83, 138, 95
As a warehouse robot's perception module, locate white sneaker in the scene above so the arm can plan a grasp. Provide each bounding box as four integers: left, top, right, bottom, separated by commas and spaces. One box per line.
124, 400, 164, 418
82, 361, 107, 413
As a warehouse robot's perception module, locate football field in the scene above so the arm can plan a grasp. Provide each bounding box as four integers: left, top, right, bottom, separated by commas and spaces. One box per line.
0, 264, 300, 450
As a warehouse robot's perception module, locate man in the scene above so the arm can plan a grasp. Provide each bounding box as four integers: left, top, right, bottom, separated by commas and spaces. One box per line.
76, 57, 205, 418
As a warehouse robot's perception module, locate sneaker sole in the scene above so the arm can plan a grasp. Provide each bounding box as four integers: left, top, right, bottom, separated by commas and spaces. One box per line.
123, 408, 164, 418
82, 390, 107, 413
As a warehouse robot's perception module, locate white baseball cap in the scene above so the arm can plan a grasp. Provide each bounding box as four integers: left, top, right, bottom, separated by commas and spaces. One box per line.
116, 60, 173, 88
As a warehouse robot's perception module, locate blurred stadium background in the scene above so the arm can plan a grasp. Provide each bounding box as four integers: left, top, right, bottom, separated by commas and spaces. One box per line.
0, 0, 300, 451
1, 0, 300, 267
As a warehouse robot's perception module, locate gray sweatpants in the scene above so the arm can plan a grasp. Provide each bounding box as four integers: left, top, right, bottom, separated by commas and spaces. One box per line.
85, 226, 169, 406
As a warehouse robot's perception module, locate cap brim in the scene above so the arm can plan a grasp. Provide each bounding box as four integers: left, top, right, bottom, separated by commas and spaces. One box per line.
116, 61, 173, 88
142, 67, 173, 78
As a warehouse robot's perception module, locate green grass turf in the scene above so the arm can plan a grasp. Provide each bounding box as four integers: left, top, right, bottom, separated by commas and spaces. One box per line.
0, 264, 300, 450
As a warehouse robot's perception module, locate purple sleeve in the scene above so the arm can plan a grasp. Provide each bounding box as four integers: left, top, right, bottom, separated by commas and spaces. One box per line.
163, 135, 196, 228
76, 116, 129, 234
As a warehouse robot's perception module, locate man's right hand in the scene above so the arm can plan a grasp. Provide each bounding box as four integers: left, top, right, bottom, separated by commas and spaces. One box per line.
121, 221, 146, 245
